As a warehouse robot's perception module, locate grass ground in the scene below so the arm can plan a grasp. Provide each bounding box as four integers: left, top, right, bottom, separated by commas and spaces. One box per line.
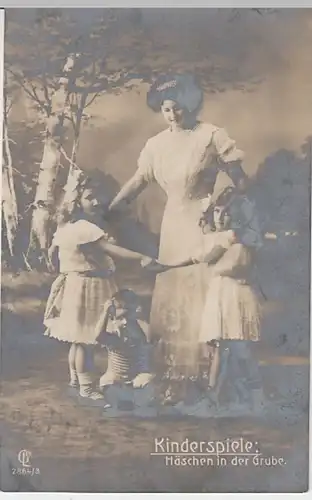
0, 260, 310, 493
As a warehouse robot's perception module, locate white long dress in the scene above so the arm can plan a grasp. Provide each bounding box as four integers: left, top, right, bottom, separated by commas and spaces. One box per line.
131, 122, 245, 378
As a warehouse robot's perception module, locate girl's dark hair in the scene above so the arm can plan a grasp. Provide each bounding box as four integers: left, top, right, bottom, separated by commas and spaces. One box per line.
111, 289, 143, 316
112, 289, 139, 309
214, 186, 236, 208
201, 187, 236, 233
147, 73, 203, 114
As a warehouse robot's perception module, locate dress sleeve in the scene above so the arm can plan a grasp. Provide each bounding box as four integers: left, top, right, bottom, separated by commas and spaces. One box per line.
212, 127, 244, 163
212, 243, 252, 278
134, 140, 155, 183
70, 220, 106, 246
212, 127, 247, 185
194, 230, 235, 262
51, 228, 61, 246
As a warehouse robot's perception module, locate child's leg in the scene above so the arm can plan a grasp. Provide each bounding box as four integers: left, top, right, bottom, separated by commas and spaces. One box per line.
212, 341, 231, 405
229, 340, 265, 411
230, 341, 261, 387
75, 343, 93, 387
75, 344, 108, 402
228, 343, 250, 404
241, 342, 265, 411
68, 344, 79, 388
200, 340, 231, 408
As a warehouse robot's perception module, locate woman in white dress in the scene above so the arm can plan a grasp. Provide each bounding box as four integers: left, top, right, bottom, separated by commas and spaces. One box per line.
44, 178, 162, 405
109, 74, 249, 400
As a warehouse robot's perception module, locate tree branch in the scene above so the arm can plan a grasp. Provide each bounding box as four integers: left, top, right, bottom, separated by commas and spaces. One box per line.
29, 81, 43, 107
6, 68, 47, 113
59, 145, 81, 171
90, 59, 97, 83
68, 93, 78, 132
2, 104, 19, 256
5, 98, 13, 116
65, 113, 77, 129
42, 73, 53, 111
85, 92, 100, 108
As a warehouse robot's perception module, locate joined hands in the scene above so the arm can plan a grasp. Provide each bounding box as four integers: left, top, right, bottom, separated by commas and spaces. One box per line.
140, 256, 170, 273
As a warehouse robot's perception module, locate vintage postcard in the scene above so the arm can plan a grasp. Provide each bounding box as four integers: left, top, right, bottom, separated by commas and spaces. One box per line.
0, 7, 310, 494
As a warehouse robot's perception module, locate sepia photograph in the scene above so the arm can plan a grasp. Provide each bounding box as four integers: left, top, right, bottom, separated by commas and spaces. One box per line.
0, 7, 311, 493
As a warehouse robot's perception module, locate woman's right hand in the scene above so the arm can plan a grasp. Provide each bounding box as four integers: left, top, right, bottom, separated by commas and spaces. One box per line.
199, 207, 215, 234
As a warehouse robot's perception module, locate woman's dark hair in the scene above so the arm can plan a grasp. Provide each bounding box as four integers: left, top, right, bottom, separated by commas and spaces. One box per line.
147, 73, 203, 114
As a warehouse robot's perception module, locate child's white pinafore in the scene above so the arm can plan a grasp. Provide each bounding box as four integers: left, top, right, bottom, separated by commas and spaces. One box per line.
44, 219, 118, 344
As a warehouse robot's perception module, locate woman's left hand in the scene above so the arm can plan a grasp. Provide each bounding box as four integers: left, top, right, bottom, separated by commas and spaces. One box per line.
199, 207, 215, 233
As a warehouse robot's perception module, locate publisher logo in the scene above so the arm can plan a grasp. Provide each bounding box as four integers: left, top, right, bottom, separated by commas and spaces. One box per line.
18, 449, 32, 468
12, 450, 40, 477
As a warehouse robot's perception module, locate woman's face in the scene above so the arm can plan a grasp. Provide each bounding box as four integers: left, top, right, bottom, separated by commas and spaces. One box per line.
161, 99, 185, 129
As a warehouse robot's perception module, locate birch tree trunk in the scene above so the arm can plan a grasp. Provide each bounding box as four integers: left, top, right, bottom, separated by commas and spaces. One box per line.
2, 95, 18, 257
61, 89, 88, 204
28, 54, 77, 263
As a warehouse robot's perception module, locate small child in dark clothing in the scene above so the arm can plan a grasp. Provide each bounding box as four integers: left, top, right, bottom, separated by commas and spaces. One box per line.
95, 289, 154, 391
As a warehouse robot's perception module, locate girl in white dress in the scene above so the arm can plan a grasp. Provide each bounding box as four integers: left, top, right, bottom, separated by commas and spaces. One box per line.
109, 73, 249, 401
44, 179, 162, 405
197, 187, 265, 414
155, 186, 265, 415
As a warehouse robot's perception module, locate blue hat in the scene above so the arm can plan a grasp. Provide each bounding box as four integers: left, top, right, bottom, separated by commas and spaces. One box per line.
147, 73, 203, 114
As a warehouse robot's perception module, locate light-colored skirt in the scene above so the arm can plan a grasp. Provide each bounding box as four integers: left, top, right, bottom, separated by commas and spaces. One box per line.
44, 272, 118, 344
150, 263, 210, 378
199, 275, 261, 344
149, 197, 217, 379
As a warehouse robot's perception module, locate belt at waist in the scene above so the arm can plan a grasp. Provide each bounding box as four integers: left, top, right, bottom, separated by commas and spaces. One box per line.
61, 269, 115, 279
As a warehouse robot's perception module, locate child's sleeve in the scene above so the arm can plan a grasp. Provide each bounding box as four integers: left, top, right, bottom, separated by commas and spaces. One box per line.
202, 245, 227, 265
212, 243, 252, 277
73, 220, 106, 245
193, 231, 235, 263
53, 220, 106, 248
